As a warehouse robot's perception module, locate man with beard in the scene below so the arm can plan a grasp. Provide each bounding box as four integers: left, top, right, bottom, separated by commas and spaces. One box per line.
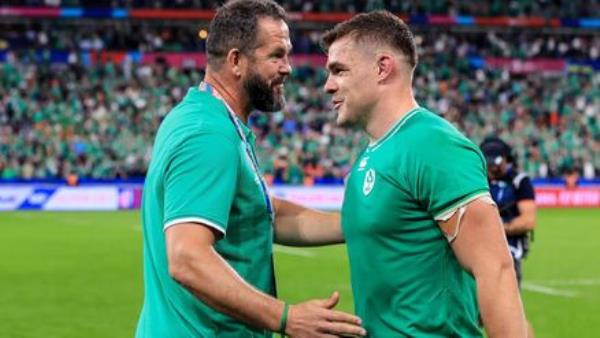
136, 1, 365, 337
321, 11, 526, 337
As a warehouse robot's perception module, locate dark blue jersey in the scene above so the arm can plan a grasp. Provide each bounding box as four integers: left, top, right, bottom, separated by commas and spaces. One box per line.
489, 169, 535, 259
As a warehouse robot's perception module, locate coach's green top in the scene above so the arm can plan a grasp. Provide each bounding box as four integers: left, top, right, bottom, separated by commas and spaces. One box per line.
342, 107, 489, 337
136, 87, 275, 338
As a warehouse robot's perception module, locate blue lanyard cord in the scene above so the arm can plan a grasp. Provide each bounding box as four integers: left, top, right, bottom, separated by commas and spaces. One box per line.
199, 82, 274, 222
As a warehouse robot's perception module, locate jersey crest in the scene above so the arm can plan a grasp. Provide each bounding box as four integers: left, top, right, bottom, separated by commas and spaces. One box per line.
363, 169, 376, 196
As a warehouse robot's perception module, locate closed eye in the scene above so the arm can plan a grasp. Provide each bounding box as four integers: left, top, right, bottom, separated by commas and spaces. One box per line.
269, 44, 292, 60
328, 66, 347, 76
270, 50, 287, 59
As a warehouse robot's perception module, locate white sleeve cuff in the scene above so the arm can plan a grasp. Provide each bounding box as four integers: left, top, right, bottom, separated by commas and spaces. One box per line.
163, 217, 226, 235
435, 193, 496, 243
434, 192, 494, 221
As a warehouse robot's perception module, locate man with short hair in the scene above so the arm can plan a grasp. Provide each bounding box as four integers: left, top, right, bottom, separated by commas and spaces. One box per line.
135, 1, 366, 337
322, 10, 527, 337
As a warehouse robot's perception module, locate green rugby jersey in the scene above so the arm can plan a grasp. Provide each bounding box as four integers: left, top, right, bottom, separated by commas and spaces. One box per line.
342, 107, 490, 337
136, 87, 275, 338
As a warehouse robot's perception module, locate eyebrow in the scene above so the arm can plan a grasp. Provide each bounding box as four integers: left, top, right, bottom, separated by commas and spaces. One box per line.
273, 46, 289, 54
269, 42, 292, 55
326, 61, 345, 71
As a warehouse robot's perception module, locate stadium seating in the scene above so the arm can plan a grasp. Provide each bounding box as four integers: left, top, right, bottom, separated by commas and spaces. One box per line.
1, 56, 596, 182
2, 0, 598, 17
0, 2, 598, 183
1, 23, 598, 58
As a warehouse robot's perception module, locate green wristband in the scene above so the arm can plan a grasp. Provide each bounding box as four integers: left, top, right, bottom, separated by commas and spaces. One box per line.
278, 303, 289, 336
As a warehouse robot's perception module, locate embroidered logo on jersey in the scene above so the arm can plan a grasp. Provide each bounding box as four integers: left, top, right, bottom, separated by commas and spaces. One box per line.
358, 157, 369, 171
363, 169, 376, 196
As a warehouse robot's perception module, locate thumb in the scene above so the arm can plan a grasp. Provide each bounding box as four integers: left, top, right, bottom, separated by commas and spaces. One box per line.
323, 291, 340, 309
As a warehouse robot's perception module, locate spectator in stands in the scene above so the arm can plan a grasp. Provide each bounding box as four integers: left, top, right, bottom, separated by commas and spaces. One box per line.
0, 13, 598, 183
8, 0, 598, 17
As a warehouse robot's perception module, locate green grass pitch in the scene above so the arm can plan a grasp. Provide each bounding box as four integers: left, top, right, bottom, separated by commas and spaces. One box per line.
1, 208, 598, 337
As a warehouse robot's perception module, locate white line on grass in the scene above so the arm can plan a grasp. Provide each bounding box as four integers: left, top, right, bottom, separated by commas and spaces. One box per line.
521, 282, 579, 298
529, 278, 600, 286
273, 245, 315, 258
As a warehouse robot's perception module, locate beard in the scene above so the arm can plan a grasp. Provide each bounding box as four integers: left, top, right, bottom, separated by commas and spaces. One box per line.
243, 70, 285, 112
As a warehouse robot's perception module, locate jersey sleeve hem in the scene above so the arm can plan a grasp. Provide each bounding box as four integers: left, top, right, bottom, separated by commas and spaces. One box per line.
163, 216, 226, 235
433, 190, 493, 221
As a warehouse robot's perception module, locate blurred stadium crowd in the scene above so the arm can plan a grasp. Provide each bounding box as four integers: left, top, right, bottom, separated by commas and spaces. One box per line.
5, 0, 599, 17
2, 23, 599, 59
0, 2, 598, 184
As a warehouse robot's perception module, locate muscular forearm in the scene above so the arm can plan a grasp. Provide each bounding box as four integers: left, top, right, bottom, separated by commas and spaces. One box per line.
476, 261, 527, 338
505, 215, 535, 236
274, 197, 343, 246
505, 200, 536, 236
166, 224, 365, 337
170, 246, 284, 332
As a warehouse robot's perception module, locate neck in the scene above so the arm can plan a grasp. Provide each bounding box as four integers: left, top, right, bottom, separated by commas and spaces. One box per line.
365, 86, 419, 143
202, 72, 251, 123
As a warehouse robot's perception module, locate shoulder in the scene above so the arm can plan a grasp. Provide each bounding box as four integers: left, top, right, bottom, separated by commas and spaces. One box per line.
512, 171, 535, 198
400, 108, 484, 164
513, 172, 530, 187
158, 89, 239, 146
402, 108, 460, 143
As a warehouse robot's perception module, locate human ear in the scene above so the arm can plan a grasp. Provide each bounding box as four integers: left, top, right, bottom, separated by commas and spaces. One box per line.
226, 49, 243, 77
376, 53, 395, 82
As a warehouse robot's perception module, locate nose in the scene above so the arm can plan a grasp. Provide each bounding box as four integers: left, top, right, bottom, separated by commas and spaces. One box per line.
279, 56, 292, 76
324, 74, 337, 94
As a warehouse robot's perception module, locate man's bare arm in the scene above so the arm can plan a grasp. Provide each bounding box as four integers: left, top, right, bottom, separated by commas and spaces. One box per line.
505, 200, 536, 236
439, 199, 527, 338
166, 223, 365, 337
273, 197, 344, 246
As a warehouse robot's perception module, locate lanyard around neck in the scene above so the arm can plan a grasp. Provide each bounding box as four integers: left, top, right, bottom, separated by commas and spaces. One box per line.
198, 82, 274, 223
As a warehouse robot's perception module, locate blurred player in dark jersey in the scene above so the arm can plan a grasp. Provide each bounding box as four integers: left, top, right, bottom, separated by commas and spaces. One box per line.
481, 136, 537, 338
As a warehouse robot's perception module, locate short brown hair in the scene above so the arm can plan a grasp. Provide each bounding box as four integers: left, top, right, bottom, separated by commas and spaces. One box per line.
206, 0, 287, 68
321, 10, 418, 68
